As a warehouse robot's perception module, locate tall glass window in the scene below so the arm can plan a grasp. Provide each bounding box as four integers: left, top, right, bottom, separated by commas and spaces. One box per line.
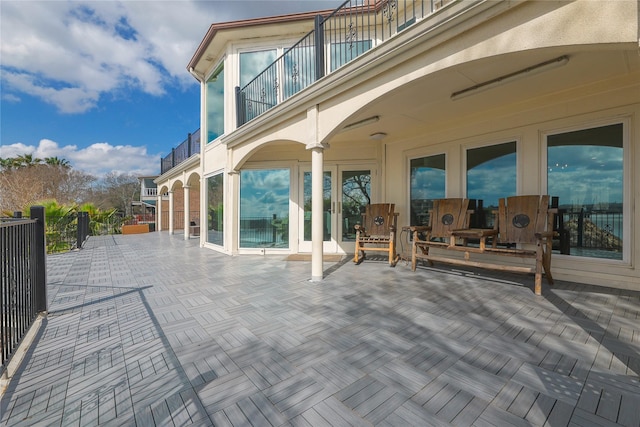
206, 65, 224, 143
240, 50, 277, 87
467, 142, 516, 227
240, 169, 290, 248
547, 123, 623, 259
239, 50, 278, 122
410, 154, 445, 226
206, 174, 224, 246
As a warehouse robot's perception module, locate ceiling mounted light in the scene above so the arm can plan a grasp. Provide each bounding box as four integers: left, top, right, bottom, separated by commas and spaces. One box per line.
451, 55, 570, 101
369, 132, 387, 140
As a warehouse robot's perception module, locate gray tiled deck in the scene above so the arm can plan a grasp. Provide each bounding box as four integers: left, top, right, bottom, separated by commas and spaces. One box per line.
1, 232, 639, 426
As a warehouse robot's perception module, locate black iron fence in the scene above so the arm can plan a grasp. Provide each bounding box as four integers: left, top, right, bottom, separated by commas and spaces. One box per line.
239, 215, 288, 248
9, 210, 122, 254
237, 0, 455, 126
562, 208, 623, 252
161, 129, 201, 175
43, 212, 93, 253
1, 206, 47, 375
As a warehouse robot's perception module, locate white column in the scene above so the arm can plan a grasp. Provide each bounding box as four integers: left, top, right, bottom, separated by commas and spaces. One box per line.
311, 146, 324, 281
156, 194, 162, 231
183, 185, 191, 240
168, 190, 174, 235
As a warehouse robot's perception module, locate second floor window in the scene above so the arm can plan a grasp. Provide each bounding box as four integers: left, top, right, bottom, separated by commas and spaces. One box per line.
206, 65, 224, 143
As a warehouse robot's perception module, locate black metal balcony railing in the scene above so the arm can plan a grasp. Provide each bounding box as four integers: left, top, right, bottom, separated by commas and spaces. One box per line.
237, 0, 455, 127
1, 207, 47, 375
563, 209, 623, 252
161, 129, 201, 175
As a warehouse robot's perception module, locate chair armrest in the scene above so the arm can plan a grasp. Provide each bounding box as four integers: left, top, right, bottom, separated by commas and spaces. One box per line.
535, 231, 555, 239
451, 228, 498, 239
409, 225, 432, 233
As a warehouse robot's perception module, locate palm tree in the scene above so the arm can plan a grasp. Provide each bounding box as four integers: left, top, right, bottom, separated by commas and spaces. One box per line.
0, 157, 12, 170
15, 153, 43, 167
78, 202, 119, 235
44, 156, 71, 168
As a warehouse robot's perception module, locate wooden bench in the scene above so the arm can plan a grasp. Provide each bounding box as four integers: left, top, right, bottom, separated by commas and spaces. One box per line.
411, 195, 556, 295
122, 224, 149, 234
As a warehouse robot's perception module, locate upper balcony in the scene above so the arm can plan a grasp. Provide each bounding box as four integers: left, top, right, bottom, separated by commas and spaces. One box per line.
236, 0, 455, 126
160, 128, 201, 175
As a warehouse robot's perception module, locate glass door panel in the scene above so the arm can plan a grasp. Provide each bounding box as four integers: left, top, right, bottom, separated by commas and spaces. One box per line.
302, 171, 332, 242
299, 165, 375, 253
340, 170, 371, 243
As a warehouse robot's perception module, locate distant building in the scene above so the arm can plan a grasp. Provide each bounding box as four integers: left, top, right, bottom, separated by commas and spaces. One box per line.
132, 176, 158, 225
155, 0, 640, 290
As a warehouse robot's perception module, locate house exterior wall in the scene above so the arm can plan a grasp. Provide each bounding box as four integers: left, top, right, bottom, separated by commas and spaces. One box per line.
175, 0, 640, 289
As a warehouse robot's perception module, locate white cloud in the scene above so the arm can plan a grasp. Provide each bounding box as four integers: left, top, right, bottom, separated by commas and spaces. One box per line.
0, 139, 161, 177
1, 1, 343, 114
0, 1, 211, 113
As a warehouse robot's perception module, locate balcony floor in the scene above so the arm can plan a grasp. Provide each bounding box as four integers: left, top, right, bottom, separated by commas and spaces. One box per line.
1, 233, 639, 426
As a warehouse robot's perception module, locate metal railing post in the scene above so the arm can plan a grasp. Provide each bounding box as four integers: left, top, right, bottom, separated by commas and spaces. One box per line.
577, 208, 584, 248
30, 205, 47, 313
77, 211, 88, 249
314, 15, 325, 80
235, 86, 244, 127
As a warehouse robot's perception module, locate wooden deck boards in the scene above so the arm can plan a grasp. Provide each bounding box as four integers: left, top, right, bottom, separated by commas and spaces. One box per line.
1, 233, 639, 426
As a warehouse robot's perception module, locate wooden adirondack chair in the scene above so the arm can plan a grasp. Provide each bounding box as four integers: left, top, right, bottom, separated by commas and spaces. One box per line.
353, 203, 400, 266
410, 198, 473, 271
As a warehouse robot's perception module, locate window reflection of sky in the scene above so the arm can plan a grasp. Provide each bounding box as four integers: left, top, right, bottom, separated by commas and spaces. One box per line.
410, 154, 445, 225
411, 168, 445, 200
240, 169, 290, 219
240, 50, 277, 87
548, 145, 623, 207
206, 67, 224, 143
467, 144, 516, 208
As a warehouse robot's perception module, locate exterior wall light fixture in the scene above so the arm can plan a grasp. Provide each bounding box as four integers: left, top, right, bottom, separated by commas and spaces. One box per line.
451, 55, 570, 101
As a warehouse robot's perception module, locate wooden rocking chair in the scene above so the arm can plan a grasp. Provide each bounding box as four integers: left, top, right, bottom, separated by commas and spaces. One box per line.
353, 203, 400, 266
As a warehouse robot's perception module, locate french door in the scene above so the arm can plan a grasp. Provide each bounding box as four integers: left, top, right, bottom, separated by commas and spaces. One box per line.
299, 164, 375, 253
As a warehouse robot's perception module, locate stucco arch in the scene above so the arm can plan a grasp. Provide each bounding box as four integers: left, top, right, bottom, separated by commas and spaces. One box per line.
231, 138, 305, 171
186, 172, 200, 187
170, 179, 184, 191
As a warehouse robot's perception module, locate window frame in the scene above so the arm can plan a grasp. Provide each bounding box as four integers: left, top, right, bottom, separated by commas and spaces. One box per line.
462, 138, 519, 228
205, 60, 225, 144
541, 117, 630, 264
238, 165, 293, 251
204, 170, 225, 248
407, 151, 447, 227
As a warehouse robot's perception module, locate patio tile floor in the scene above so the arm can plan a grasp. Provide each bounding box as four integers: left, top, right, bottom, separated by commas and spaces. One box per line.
1, 232, 639, 426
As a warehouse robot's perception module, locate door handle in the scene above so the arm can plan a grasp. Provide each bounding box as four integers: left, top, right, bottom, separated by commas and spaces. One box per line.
332, 202, 335, 214
338, 202, 342, 214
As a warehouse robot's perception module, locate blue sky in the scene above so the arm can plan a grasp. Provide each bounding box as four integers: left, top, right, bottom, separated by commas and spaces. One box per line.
1, 0, 342, 177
